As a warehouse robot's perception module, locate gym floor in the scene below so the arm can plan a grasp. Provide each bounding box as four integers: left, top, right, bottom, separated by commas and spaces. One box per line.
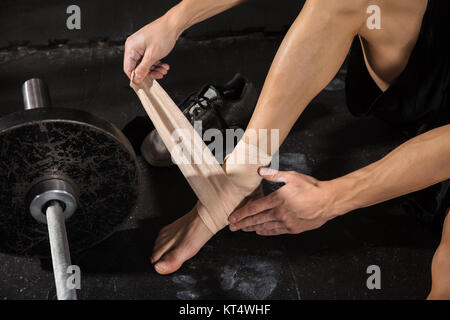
0, 34, 441, 300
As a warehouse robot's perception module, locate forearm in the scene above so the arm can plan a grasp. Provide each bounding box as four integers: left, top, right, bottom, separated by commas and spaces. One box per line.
217, 0, 367, 229
164, 0, 246, 37
244, 0, 368, 151
329, 124, 450, 216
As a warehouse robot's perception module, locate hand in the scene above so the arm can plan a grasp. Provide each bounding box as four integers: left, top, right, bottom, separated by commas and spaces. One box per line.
124, 15, 180, 83
228, 168, 340, 236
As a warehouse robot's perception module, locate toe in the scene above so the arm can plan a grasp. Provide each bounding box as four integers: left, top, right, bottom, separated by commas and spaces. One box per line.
154, 249, 185, 275
151, 237, 176, 264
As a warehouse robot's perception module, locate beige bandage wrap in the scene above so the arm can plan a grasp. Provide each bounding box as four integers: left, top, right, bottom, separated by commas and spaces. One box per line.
197, 140, 272, 232
131, 76, 271, 234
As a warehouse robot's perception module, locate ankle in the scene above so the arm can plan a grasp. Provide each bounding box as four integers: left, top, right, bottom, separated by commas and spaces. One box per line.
189, 206, 214, 236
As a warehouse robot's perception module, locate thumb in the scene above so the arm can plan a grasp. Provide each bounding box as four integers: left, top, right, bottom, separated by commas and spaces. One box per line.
133, 50, 156, 84
258, 167, 289, 184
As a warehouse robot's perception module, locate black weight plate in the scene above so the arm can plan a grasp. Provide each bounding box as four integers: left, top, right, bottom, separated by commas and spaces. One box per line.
0, 108, 140, 257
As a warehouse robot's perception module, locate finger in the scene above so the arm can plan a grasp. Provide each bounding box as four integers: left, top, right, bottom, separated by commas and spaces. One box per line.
258, 167, 293, 184
228, 193, 282, 224
148, 61, 170, 79
256, 228, 290, 236
154, 61, 170, 70
245, 221, 285, 232
152, 66, 168, 75
150, 61, 160, 71
123, 57, 137, 78
134, 50, 156, 84
229, 209, 277, 231
123, 49, 142, 78
150, 71, 165, 79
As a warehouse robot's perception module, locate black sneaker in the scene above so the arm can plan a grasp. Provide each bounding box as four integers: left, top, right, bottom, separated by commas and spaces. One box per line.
141, 74, 258, 167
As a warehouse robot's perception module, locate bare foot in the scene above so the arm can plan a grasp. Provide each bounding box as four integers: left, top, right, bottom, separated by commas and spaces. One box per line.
151, 184, 264, 275
151, 205, 213, 275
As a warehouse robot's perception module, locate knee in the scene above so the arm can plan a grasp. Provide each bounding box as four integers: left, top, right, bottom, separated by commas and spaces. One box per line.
429, 244, 450, 299
304, 0, 370, 32
307, 0, 370, 17
432, 245, 450, 270
428, 211, 450, 299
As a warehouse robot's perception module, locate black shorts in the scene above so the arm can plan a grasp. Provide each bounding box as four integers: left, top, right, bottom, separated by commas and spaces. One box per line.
345, 0, 450, 226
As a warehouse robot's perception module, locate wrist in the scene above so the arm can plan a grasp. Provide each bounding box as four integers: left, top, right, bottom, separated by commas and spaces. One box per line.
321, 173, 365, 218
163, 2, 191, 39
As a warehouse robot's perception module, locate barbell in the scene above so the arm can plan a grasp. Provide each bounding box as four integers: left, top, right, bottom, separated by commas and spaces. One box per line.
0, 79, 140, 299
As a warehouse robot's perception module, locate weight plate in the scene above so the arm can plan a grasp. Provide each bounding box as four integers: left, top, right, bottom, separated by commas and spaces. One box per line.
0, 108, 140, 256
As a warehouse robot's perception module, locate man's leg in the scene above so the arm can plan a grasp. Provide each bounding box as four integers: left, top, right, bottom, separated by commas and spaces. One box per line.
428, 208, 450, 300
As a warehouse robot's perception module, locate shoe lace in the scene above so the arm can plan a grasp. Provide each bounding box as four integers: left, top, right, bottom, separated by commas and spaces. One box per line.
183, 94, 214, 120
